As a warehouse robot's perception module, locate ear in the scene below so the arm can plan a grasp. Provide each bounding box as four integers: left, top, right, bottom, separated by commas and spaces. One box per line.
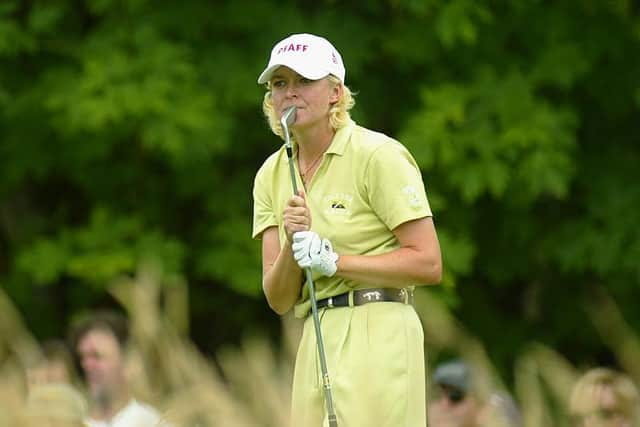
329, 83, 343, 104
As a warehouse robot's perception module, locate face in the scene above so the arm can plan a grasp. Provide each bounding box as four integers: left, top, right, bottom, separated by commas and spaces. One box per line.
428, 384, 481, 427
475, 394, 517, 427
269, 66, 341, 131
27, 359, 70, 387
572, 385, 631, 427
76, 329, 126, 399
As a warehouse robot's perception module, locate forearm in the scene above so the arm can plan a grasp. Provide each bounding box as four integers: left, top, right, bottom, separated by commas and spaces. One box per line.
263, 243, 304, 315
337, 247, 442, 288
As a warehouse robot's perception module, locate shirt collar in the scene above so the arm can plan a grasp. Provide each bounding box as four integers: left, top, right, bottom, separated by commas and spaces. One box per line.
326, 119, 355, 156
290, 119, 355, 158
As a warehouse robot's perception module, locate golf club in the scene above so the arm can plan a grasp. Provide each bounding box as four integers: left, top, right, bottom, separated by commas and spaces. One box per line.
281, 105, 338, 427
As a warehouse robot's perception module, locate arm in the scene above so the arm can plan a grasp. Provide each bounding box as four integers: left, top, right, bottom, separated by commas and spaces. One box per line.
335, 217, 442, 288
261, 191, 311, 315
261, 227, 304, 314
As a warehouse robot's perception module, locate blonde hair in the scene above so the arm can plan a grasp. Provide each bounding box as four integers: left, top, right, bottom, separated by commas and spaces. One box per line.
261, 74, 355, 140
570, 367, 640, 424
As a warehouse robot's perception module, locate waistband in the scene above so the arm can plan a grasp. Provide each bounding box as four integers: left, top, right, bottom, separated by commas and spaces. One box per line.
315, 287, 414, 311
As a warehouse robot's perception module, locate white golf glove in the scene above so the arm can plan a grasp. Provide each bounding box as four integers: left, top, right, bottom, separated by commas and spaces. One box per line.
292, 231, 339, 277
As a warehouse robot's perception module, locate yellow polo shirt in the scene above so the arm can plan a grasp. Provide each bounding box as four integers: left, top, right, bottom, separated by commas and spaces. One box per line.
252, 120, 432, 318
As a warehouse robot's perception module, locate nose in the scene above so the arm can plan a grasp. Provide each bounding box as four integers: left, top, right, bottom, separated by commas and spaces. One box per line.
285, 82, 298, 98
82, 356, 96, 373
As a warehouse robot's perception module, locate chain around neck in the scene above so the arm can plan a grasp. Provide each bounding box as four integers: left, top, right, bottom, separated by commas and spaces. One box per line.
299, 150, 324, 182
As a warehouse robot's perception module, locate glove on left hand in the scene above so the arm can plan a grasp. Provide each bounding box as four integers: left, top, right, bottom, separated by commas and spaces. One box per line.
292, 231, 339, 277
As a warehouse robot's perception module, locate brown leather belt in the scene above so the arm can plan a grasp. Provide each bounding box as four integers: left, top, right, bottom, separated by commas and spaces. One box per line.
316, 288, 413, 310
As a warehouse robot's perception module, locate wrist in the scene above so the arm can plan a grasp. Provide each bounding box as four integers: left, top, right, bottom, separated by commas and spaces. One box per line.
329, 253, 339, 277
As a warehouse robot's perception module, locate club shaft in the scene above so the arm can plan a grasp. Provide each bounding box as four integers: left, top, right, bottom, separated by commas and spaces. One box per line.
282, 112, 338, 426
305, 268, 338, 420
286, 145, 299, 195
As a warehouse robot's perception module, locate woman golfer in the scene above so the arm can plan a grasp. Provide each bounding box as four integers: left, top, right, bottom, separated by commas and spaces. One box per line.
252, 33, 442, 426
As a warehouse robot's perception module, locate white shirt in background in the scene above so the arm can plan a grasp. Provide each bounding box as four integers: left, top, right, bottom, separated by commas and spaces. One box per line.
87, 399, 161, 427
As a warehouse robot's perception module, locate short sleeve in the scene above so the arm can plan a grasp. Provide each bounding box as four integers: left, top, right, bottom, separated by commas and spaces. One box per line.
252, 164, 278, 239
365, 141, 432, 231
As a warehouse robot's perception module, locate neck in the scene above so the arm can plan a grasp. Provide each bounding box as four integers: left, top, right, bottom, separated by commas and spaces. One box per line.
294, 123, 335, 163
91, 387, 131, 421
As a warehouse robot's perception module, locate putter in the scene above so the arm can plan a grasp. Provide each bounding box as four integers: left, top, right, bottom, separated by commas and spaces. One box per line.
281, 105, 338, 427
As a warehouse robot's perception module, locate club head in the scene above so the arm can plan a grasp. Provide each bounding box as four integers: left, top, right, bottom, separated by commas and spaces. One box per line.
280, 106, 297, 138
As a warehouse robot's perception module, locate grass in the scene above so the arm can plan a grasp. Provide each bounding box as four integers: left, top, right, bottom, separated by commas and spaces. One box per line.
0, 266, 638, 426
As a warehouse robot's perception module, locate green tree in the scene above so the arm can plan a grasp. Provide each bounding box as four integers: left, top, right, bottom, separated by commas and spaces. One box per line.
1, 0, 638, 374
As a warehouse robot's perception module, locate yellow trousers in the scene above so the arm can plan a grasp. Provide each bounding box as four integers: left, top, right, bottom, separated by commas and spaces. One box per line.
291, 302, 427, 426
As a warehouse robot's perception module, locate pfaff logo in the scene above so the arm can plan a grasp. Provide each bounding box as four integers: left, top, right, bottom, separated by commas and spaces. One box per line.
277, 44, 308, 55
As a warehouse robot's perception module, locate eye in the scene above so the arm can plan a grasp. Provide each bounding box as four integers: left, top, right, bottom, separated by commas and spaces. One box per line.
271, 79, 286, 88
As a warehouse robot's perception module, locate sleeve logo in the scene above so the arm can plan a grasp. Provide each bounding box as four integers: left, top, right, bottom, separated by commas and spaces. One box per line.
402, 185, 422, 208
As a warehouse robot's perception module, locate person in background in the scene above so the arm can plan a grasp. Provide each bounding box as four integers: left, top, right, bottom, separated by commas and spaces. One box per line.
24, 382, 89, 427
570, 367, 640, 427
476, 391, 522, 427
428, 359, 522, 427
68, 310, 161, 427
26, 339, 80, 389
253, 32, 442, 426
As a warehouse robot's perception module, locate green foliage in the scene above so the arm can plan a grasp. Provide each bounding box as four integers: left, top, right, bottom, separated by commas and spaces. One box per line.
0, 2, 35, 55
16, 208, 185, 287
403, 71, 578, 203
0, 0, 639, 371
434, 0, 492, 47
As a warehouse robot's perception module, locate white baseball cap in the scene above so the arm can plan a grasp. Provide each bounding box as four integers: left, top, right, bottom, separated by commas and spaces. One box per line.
257, 33, 346, 84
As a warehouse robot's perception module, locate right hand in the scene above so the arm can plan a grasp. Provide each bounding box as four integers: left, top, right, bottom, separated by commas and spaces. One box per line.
283, 191, 311, 243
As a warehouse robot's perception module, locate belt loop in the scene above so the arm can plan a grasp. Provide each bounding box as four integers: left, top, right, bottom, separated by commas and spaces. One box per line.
327, 297, 334, 308
400, 287, 414, 305
348, 290, 355, 307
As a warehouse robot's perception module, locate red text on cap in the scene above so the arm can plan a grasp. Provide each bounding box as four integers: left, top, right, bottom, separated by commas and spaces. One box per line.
277, 44, 308, 55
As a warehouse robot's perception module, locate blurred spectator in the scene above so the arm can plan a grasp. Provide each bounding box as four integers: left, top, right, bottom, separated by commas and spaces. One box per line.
69, 310, 161, 427
476, 391, 522, 427
24, 382, 88, 427
429, 359, 482, 427
570, 367, 640, 427
428, 359, 522, 427
26, 339, 80, 389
